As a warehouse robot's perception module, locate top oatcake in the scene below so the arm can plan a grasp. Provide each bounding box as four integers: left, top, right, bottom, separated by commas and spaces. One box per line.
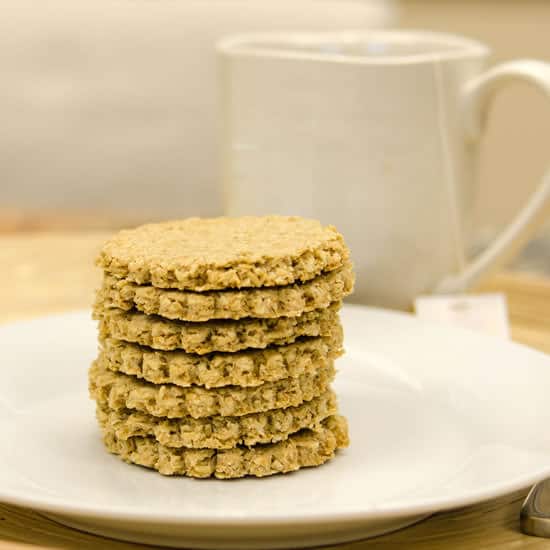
97, 216, 350, 291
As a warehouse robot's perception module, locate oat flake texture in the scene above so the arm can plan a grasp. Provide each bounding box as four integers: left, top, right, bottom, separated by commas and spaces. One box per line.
97, 262, 354, 322
89, 216, 352, 479
89, 359, 336, 419
97, 216, 349, 290
95, 303, 340, 354
98, 323, 343, 389
101, 414, 349, 478
95, 390, 338, 449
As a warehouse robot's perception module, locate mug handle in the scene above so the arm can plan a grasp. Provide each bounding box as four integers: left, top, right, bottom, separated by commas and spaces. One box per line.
435, 59, 550, 294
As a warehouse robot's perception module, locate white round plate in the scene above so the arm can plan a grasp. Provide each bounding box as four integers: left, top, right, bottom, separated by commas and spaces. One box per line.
1, 305, 550, 549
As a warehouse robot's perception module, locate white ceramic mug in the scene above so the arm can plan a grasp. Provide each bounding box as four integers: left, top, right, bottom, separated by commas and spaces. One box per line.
218, 31, 550, 308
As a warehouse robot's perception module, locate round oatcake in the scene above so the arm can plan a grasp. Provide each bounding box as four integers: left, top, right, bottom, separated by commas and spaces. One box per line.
94, 302, 340, 354
89, 359, 335, 420
101, 414, 349, 478
98, 322, 343, 389
96, 216, 349, 290
96, 263, 354, 322
95, 390, 338, 449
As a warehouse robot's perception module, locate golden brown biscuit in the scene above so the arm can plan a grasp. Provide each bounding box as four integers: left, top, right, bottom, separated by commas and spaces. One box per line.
98, 324, 342, 388
89, 359, 336, 419
101, 414, 349, 478
96, 263, 354, 322
96, 390, 337, 449
95, 303, 340, 354
97, 216, 349, 290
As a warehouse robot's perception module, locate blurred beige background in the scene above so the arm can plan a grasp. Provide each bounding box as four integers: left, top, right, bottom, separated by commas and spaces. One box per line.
1, 0, 549, 242
0, 0, 394, 230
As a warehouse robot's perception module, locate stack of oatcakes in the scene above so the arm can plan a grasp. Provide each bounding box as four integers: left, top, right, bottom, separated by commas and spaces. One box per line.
89, 216, 354, 479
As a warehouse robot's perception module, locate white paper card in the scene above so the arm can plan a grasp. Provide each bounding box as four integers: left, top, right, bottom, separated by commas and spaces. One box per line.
415, 293, 510, 339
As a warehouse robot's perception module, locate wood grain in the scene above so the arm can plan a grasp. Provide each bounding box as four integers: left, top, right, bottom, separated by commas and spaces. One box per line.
0, 208, 142, 234
0, 232, 549, 550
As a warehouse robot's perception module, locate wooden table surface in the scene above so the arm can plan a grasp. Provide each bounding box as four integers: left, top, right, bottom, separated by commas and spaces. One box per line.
1, 231, 550, 550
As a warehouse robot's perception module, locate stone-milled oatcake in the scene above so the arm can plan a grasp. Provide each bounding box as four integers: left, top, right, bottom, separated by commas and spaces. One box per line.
96, 390, 337, 449
101, 414, 349, 478
99, 324, 343, 388
90, 360, 335, 419
97, 263, 354, 322
96, 303, 340, 354
97, 216, 349, 291
91, 216, 352, 479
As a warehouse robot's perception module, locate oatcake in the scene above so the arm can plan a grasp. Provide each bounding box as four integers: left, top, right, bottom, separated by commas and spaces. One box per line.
96, 303, 340, 354
101, 414, 349, 478
96, 216, 349, 291
89, 360, 335, 419
96, 263, 354, 322
96, 390, 337, 449
91, 215, 353, 479
99, 324, 343, 389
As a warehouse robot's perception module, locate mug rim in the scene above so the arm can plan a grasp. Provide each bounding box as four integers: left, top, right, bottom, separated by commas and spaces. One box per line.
217, 30, 491, 64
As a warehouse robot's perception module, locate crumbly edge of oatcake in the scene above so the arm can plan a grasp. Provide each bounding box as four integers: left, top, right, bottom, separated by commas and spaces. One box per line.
89, 359, 336, 419
95, 390, 338, 449
98, 323, 343, 389
96, 263, 354, 322
96, 217, 350, 291
94, 302, 341, 354
101, 414, 349, 478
